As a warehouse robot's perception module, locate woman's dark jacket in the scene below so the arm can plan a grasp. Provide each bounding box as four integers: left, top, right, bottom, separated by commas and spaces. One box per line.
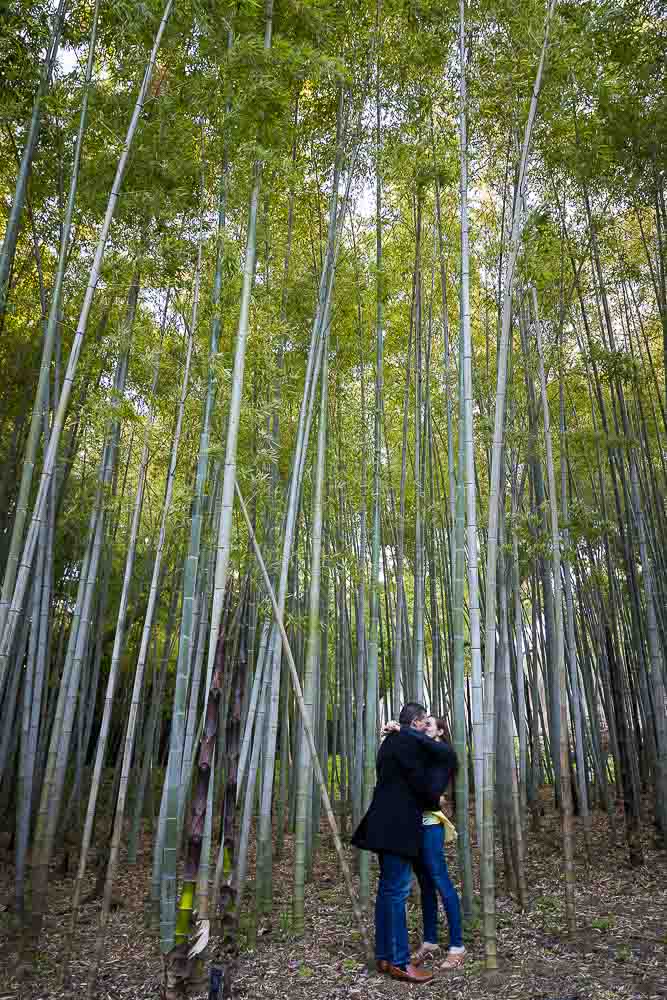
351, 727, 457, 860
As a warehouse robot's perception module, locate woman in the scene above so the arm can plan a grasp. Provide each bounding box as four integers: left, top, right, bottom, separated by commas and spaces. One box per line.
381, 715, 465, 969
412, 715, 465, 970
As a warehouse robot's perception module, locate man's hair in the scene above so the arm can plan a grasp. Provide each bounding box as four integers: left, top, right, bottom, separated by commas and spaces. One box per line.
399, 702, 427, 726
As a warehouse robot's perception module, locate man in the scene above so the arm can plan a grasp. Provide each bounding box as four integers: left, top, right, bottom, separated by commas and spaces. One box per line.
351, 702, 457, 983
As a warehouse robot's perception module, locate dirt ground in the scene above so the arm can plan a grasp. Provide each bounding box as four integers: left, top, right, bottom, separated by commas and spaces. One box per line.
1, 800, 666, 1000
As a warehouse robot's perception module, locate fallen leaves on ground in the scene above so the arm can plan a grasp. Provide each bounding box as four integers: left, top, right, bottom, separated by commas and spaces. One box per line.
1, 798, 666, 1000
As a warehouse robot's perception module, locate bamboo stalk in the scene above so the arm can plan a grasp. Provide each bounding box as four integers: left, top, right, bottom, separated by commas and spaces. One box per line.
236, 482, 374, 966
0, 0, 175, 689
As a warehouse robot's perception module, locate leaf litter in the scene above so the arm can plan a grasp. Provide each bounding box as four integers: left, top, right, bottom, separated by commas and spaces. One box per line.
0, 801, 665, 1000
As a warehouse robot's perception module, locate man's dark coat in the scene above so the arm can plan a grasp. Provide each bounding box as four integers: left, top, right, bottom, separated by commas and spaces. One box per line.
351, 728, 457, 860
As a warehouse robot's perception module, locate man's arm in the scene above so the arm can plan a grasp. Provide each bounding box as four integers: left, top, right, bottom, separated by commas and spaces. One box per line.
390, 734, 440, 810
408, 730, 457, 769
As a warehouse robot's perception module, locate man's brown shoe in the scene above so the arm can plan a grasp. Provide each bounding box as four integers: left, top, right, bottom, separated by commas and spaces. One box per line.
376, 960, 389, 973
388, 963, 434, 983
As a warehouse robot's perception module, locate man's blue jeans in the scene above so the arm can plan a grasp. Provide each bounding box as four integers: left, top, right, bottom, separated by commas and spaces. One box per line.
375, 851, 413, 967
414, 823, 463, 948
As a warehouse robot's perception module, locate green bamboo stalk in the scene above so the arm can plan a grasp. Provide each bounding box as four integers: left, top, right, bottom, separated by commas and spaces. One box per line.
413, 196, 425, 704
127, 607, 172, 866
0, 0, 100, 632
559, 364, 591, 851
360, 29, 383, 905
0, 0, 175, 690
533, 287, 575, 931
454, 339, 474, 919
458, 0, 483, 837
311, 562, 329, 866
236, 624, 270, 796
0, 0, 67, 319
14, 506, 48, 918
204, 0, 274, 780
510, 480, 527, 829
175, 64, 232, 826
293, 334, 328, 934
352, 342, 368, 830
481, 1, 559, 968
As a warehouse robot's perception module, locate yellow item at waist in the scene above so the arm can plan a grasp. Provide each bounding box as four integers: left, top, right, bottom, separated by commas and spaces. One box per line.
422, 810, 458, 842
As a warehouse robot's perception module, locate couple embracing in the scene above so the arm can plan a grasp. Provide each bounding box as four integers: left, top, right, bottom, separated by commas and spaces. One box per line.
352, 702, 465, 984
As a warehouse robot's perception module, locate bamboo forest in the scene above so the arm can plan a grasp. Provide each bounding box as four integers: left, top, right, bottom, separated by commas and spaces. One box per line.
0, 0, 666, 997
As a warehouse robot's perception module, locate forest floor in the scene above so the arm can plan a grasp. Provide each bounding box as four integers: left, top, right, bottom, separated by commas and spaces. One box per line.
1, 795, 666, 1000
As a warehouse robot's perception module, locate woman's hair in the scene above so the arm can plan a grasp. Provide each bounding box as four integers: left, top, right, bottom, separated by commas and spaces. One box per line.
433, 717, 451, 744
434, 717, 458, 781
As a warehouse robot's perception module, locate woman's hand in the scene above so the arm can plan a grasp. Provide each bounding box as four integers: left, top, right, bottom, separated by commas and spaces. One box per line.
381, 720, 400, 737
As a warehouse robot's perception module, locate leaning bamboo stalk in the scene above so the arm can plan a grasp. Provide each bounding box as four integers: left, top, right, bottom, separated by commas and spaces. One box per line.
232, 633, 270, 934
14, 383, 53, 907
0, 646, 24, 787
236, 483, 373, 966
